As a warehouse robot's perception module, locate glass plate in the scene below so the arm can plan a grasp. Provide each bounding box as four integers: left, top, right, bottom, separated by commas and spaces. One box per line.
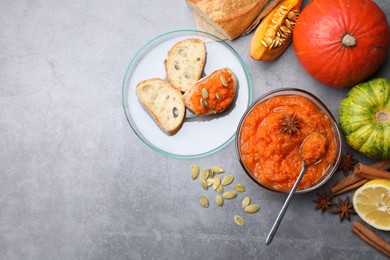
122, 29, 252, 158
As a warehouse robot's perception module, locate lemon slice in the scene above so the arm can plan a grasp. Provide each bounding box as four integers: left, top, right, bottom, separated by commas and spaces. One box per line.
352, 179, 390, 231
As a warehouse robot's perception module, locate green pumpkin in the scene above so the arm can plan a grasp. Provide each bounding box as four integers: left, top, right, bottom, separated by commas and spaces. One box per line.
339, 78, 390, 159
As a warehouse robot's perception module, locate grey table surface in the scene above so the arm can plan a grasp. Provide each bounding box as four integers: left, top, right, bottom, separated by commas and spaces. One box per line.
1, 0, 390, 259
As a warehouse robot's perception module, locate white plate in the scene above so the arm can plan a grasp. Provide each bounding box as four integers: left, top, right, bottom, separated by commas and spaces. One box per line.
122, 30, 252, 158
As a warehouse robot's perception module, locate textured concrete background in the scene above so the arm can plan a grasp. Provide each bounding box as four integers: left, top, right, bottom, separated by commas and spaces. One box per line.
1, 0, 389, 259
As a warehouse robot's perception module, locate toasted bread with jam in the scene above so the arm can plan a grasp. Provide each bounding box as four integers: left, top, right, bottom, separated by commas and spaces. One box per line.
182, 68, 237, 116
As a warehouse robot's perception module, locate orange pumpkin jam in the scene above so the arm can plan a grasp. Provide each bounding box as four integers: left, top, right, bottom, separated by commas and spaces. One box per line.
239, 95, 337, 191
301, 133, 328, 164
189, 71, 235, 115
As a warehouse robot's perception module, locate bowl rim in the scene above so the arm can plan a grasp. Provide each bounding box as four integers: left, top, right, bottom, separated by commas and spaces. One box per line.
235, 88, 342, 194
121, 29, 253, 158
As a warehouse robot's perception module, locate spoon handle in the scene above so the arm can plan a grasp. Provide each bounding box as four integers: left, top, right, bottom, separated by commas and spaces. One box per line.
265, 164, 307, 245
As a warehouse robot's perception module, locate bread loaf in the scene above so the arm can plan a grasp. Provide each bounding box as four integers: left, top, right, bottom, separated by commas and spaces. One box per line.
186, 0, 269, 40
164, 38, 206, 92
136, 78, 186, 135
182, 68, 237, 116
241, 0, 281, 35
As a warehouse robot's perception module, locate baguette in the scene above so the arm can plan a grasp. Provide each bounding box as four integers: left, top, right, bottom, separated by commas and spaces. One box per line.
182, 68, 237, 116
186, 0, 269, 40
164, 38, 206, 92
241, 0, 281, 35
136, 78, 186, 135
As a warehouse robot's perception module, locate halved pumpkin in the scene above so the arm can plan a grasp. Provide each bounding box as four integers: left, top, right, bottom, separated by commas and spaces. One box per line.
250, 0, 302, 61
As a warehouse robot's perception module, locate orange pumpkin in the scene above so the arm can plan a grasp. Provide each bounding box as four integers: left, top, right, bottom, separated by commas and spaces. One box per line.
293, 0, 390, 88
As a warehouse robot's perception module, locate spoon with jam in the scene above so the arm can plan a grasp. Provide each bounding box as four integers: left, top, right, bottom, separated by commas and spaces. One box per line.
266, 132, 328, 245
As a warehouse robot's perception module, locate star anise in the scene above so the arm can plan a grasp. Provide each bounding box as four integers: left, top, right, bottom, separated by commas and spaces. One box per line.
337, 152, 358, 176
314, 192, 335, 213
278, 113, 301, 137
332, 196, 356, 222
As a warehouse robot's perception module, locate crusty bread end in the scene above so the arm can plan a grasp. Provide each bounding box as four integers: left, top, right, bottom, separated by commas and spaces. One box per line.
136, 78, 186, 135
186, 0, 268, 40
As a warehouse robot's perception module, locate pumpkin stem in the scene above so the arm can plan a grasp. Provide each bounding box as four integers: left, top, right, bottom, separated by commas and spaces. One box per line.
376, 110, 389, 123
341, 33, 357, 47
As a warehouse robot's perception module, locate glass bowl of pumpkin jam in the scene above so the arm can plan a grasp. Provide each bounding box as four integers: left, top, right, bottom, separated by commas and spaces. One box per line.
236, 88, 342, 193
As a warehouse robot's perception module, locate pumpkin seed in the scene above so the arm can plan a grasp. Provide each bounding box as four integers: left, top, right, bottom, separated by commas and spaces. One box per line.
265, 28, 275, 37
261, 39, 269, 48
206, 178, 214, 187
191, 164, 200, 180
274, 38, 283, 47
220, 75, 228, 87
279, 8, 287, 15
280, 5, 288, 11
277, 29, 286, 39
234, 184, 246, 192
284, 19, 293, 30
201, 87, 209, 99
269, 39, 277, 49
200, 169, 210, 181
215, 195, 224, 207
280, 25, 291, 35
215, 92, 222, 100
263, 37, 273, 46
216, 184, 224, 194
287, 10, 296, 21
290, 20, 296, 26
290, 9, 300, 19
200, 179, 208, 190
211, 166, 224, 174
234, 215, 244, 226
208, 170, 214, 179
221, 175, 234, 186
199, 196, 209, 208
244, 204, 260, 213
278, 30, 288, 39
200, 98, 208, 108
242, 196, 251, 208
213, 177, 221, 190
222, 191, 238, 200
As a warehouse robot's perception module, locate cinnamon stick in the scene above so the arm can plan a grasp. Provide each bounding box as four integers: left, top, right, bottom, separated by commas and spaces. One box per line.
330, 174, 366, 195
352, 221, 390, 258
330, 159, 390, 196
331, 178, 369, 195
354, 163, 390, 181
370, 159, 390, 170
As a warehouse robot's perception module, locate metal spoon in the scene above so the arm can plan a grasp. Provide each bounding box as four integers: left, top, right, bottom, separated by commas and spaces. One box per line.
265, 132, 328, 245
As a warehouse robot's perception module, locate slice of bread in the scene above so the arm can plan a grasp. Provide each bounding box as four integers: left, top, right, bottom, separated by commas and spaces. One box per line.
136, 78, 186, 135
182, 68, 237, 116
164, 38, 206, 93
